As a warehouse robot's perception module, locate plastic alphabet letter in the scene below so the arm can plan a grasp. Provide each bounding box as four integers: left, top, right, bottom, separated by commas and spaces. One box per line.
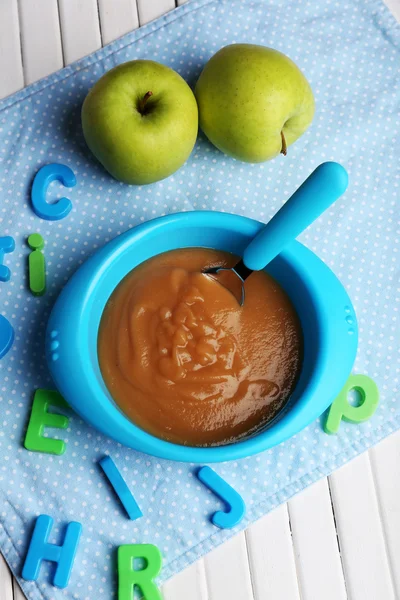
324, 374, 379, 434
197, 466, 246, 529
0, 314, 14, 359
24, 389, 70, 455
118, 544, 162, 600
22, 514, 82, 589
0, 236, 15, 282
99, 456, 143, 520
31, 163, 76, 221
27, 233, 46, 296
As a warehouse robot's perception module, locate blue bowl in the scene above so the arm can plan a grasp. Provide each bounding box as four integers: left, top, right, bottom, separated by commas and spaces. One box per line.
46, 211, 358, 462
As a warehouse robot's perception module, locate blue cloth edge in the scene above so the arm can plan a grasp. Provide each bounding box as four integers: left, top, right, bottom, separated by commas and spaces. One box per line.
0, 0, 398, 115
2, 413, 400, 598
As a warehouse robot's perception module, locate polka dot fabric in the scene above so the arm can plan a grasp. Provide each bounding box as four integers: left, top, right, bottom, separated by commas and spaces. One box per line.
0, 0, 399, 597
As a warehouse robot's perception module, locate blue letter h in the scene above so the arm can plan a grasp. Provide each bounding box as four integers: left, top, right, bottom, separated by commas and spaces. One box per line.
22, 515, 82, 589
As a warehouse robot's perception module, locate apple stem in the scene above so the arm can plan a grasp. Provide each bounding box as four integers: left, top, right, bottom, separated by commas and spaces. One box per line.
139, 91, 153, 114
280, 131, 287, 156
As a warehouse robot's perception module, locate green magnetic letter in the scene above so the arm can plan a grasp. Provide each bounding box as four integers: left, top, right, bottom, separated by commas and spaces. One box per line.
118, 544, 162, 600
28, 233, 46, 296
24, 389, 70, 455
324, 374, 379, 434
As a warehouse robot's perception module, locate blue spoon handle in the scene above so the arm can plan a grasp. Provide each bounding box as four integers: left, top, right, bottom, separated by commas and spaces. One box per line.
242, 162, 349, 272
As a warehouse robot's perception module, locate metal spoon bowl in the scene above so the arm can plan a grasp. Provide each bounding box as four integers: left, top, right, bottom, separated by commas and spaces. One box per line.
203, 162, 349, 305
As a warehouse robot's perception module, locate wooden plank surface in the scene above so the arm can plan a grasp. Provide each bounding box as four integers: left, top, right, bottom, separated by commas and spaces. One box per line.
369, 432, 400, 598
97, 0, 139, 45
203, 532, 254, 600
384, 0, 400, 19
246, 505, 301, 600
329, 453, 396, 600
58, 0, 102, 65
288, 479, 347, 600
163, 560, 208, 600
136, 0, 175, 25
0, 0, 24, 98
18, 0, 63, 84
0, 554, 13, 600
10, 582, 24, 600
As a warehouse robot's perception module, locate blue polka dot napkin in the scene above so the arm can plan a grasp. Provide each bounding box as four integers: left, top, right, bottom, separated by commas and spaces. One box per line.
0, 0, 399, 598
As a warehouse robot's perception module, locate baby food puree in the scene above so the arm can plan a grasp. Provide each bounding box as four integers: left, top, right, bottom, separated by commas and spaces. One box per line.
98, 248, 302, 446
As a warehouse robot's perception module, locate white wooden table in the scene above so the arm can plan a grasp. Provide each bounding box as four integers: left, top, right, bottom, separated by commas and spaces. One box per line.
0, 1, 399, 598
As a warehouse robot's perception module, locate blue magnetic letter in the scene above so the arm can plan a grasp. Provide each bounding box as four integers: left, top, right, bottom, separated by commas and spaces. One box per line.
0, 236, 15, 282
99, 456, 142, 520
197, 466, 246, 529
31, 163, 76, 221
0, 314, 14, 359
22, 515, 82, 588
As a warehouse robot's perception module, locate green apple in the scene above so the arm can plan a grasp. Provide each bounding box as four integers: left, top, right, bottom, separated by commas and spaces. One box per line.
81, 60, 198, 185
195, 44, 315, 163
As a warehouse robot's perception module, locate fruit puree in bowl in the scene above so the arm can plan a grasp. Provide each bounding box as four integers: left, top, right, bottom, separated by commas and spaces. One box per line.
46, 211, 358, 462
98, 248, 303, 446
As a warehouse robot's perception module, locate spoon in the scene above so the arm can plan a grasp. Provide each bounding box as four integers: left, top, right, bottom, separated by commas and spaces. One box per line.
203, 161, 349, 305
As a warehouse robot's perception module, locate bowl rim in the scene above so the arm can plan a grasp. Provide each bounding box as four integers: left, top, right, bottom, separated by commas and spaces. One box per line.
46, 210, 358, 462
